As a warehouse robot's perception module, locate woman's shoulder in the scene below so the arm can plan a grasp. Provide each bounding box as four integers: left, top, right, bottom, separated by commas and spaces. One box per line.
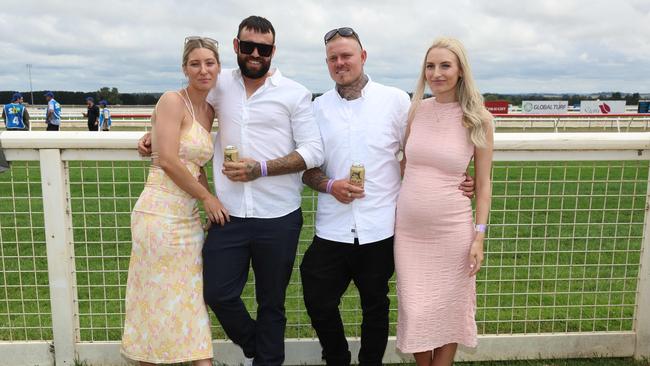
153, 90, 186, 117
158, 90, 184, 103
155, 91, 187, 110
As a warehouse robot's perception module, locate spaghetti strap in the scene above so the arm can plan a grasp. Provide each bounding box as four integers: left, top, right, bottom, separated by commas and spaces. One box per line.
176, 90, 197, 122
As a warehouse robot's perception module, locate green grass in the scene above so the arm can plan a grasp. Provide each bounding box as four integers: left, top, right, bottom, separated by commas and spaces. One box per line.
0, 160, 648, 357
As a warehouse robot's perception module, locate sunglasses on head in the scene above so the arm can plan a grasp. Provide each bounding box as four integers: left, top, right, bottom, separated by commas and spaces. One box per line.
237, 39, 274, 57
324, 27, 362, 47
184, 36, 219, 47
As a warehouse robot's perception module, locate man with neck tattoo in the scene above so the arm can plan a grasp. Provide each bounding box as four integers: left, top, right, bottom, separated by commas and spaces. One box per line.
299, 28, 474, 366
138, 15, 324, 366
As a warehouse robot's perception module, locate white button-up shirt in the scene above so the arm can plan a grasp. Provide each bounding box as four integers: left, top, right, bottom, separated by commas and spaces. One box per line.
313, 78, 410, 244
207, 68, 324, 218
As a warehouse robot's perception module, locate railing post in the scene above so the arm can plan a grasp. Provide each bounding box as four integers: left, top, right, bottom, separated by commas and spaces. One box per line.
40, 149, 79, 365
635, 159, 650, 359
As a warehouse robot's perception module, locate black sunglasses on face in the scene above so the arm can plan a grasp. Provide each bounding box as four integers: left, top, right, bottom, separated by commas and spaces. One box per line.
324, 27, 362, 47
237, 39, 274, 57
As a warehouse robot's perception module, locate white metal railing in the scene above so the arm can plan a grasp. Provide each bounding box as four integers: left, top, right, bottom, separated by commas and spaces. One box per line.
0, 131, 649, 366
494, 115, 650, 132
11, 105, 650, 132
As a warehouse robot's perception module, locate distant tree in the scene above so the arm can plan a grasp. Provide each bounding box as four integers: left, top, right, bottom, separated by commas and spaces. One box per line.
626, 93, 640, 105
482, 93, 495, 101
97, 87, 122, 105
611, 92, 622, 100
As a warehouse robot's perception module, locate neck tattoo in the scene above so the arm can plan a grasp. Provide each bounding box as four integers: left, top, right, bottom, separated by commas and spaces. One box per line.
336, 74, 369, 101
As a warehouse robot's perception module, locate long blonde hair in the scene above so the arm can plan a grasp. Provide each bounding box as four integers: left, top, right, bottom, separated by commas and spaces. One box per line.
408, 37, 490, 147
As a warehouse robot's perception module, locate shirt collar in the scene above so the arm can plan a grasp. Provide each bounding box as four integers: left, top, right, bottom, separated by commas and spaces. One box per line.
232, 67, 281, 87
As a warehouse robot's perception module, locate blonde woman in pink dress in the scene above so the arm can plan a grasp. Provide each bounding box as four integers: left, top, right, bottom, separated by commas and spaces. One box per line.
394, 37, 494, 366
121, 37, 229, 366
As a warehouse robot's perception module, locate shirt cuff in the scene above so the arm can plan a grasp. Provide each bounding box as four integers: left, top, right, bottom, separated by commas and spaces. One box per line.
295, 145, 324, 170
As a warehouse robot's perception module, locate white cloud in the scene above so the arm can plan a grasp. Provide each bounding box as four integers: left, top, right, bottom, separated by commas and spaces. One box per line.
0, 0, 647, 94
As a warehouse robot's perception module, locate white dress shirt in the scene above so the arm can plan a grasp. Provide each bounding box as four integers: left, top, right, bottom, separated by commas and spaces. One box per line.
313, 77, 411, 244
207, 68, 324, 218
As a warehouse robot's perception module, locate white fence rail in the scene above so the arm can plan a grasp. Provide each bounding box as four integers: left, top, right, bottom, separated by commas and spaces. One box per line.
494, 115, 650, 132
14, 107, 650, 132
0, 131, 649, 365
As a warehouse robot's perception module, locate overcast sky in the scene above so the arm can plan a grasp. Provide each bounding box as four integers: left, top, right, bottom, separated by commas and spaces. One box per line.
1, 0, 649, 94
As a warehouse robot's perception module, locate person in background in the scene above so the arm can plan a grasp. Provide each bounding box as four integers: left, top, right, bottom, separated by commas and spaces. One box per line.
394, 37, 494, 366
44, 91, 61, 131
2, 92, 30, 131
86, 96, 100, 131
99, 100, 112, 131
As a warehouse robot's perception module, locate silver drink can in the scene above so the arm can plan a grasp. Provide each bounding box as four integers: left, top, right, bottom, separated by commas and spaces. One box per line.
349, 162, 365, 188
224, 145, 239, 162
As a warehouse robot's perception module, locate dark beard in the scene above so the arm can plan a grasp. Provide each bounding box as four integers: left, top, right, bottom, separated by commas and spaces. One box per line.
237, 53, 271, 79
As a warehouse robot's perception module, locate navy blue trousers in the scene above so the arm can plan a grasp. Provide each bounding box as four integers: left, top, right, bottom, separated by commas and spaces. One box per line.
202, 208, 302, 366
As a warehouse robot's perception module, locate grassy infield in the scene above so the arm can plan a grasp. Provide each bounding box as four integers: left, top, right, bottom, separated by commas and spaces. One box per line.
1, 159, 648, 365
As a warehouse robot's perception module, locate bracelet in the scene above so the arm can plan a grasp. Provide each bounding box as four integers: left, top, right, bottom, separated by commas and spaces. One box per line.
474, 224, 487, 233
325, 179, 335, 194
260, 161, 268, 177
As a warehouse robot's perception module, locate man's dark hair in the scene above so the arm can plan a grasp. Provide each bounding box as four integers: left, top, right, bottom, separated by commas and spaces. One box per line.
237, 15, 276, 43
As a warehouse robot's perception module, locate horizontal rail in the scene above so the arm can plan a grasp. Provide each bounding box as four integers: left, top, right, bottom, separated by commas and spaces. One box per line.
2, 131, 649, 151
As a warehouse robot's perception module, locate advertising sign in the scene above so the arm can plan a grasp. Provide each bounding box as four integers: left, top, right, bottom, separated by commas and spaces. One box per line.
580, 100, 626, 114
638, 101, 650, 113
485, 101, 509, 114
521, 101, 568, 114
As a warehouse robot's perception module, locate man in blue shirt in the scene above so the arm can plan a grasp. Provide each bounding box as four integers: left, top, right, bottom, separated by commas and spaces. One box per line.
98, 100, 112, 131
2, 93, 30, 131
44, 91, 61, 131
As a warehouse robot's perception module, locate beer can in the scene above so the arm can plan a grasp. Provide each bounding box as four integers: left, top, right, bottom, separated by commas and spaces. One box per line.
349, 162, 365, 188
224, 145, 239, 162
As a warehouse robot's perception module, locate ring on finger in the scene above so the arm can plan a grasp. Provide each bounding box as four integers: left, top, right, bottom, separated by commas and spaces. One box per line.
347, 192, 351, 198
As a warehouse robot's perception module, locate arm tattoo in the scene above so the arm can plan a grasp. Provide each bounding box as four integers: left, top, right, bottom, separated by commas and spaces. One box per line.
266, 151, 307, 176
245, 161, 261, 180
302, 168, 330, 192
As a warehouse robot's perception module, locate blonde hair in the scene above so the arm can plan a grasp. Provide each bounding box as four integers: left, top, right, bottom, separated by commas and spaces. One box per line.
408, 37, 490, 147
182, 38, 220, 67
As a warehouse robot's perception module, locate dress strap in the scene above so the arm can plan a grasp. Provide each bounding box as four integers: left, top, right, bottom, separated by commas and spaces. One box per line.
176, 89, 197, 122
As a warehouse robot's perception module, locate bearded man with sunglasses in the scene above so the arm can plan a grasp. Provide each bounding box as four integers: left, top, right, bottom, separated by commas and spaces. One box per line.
299, 28, 474, 366
202, 15, 323, 366
138, 15, 322, 366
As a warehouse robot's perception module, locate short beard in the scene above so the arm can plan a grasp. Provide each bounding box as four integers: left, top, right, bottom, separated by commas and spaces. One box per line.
237, 54, 271, 79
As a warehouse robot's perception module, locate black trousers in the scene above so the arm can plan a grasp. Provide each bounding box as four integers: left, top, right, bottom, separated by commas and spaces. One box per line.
202, 209, 303, 366
46, 123, 59, 131
300, 235, 395, 366
88, 122, 98, 131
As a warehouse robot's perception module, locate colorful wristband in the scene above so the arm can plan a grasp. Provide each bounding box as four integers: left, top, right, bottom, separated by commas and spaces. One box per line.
260, 161, 268, 177
474, 224, 487, 233
325, 179, 335, 194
